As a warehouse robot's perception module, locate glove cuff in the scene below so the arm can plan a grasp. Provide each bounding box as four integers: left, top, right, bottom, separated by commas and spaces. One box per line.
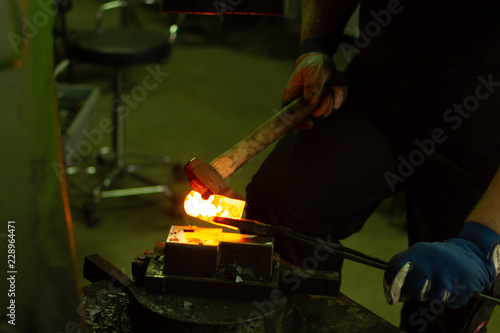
300, 36, 337, 57
459, 222, 500, 275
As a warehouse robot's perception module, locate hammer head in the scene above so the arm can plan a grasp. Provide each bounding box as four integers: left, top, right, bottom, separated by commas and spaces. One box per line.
183, 157, 243, 200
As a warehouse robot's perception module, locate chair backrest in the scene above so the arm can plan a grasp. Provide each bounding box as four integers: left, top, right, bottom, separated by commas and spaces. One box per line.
65, 1, 175, 68
95, 1, 128, 29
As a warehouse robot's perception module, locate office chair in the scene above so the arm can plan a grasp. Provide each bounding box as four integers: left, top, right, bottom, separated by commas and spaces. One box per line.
65, 0, 180, 226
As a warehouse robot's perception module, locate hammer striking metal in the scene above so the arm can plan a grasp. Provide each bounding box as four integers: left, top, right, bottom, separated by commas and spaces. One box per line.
184, 97, 316, 199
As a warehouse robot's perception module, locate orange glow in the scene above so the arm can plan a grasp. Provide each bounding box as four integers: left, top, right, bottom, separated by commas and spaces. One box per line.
167, 225, 258, 246
184, 190, 245, 230
167, 225, 222, 246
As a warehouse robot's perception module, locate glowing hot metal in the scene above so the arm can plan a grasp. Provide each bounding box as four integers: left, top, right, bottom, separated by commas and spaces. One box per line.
184, 190, 246, 229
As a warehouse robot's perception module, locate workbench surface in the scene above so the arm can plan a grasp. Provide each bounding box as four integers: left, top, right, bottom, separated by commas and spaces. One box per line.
81, 280, 403, 332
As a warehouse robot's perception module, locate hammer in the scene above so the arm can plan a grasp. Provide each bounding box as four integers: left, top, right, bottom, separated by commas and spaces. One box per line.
184, 97, 317, 199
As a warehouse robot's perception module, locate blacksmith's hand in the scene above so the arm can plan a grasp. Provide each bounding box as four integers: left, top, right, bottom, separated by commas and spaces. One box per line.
384, 222, 500, 308
283, 52, 347, 129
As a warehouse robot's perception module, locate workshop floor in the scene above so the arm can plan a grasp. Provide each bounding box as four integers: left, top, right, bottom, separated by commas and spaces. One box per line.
61, 1, 499, 330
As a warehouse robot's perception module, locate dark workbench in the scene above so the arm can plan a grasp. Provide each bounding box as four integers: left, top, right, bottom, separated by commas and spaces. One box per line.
293, 293, 403, 333
81, 280, 403, 333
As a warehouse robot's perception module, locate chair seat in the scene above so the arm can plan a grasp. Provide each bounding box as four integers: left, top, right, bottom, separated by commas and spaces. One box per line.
68, 27, 171, 66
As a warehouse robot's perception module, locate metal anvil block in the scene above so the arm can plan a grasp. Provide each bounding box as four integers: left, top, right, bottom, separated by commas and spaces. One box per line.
164, 225, 274, 280
141, 226, 340, 300
164, 242, 218, 278
218, 241, 274, 280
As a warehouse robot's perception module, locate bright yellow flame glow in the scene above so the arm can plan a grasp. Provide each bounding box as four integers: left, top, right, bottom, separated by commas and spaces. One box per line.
167, 225, 256, 246
184, 191, 245, 230
167, 225, 222, 246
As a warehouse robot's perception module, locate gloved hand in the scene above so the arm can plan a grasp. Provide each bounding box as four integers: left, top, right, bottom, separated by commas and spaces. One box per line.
384, 222, 500, 308
283, 52, 347, 129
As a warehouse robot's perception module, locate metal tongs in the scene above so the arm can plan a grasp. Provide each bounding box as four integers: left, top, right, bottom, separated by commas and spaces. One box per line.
214, 217, 500, 306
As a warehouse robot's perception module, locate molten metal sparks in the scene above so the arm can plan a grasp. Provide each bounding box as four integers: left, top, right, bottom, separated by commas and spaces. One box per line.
184, 191, 245, 229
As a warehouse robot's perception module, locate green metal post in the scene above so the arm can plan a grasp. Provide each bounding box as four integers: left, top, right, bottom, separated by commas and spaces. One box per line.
0, 0, 83, 331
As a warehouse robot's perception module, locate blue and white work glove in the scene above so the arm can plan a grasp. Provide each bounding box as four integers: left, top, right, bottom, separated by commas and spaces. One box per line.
384, 222, 500, 308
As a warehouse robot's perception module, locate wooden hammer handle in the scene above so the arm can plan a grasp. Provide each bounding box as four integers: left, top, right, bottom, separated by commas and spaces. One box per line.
211, 97, 316, 180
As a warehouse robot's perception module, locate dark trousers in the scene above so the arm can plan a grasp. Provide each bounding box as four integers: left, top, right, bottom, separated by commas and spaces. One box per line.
245, 69, 500, 332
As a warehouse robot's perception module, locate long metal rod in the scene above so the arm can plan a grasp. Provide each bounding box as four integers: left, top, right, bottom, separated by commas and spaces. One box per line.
285, 230, 500, 306
214, 217, 500, 306
100, 185, 168, 198
285, 233, 387, 270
